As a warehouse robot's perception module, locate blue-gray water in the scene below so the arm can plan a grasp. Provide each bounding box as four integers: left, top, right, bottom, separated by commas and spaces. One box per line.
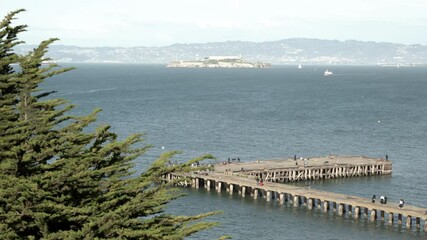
44, 65, 427, 239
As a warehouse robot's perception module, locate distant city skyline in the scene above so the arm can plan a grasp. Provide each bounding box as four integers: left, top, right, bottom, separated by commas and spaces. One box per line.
2, 0, 427, 47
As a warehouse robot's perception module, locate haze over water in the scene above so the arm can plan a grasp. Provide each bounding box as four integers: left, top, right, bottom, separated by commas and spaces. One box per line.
44, 65, 427, 239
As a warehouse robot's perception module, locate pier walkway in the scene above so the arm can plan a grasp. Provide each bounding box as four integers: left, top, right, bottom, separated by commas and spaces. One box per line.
164, 156, 427, 232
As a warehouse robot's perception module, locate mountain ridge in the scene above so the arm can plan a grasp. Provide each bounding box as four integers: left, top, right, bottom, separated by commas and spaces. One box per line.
15, 38, 427, 65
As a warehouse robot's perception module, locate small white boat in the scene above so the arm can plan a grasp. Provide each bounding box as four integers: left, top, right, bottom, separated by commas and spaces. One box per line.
324, 69, 333, 76
298, 64, 302, 69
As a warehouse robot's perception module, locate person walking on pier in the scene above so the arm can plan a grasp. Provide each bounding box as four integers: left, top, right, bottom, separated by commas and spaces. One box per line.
380, 195, 385, 204
399, 199, 405, 208
372, 195, 376, 203
386, 154, 388, 161
384, 196, 388, 205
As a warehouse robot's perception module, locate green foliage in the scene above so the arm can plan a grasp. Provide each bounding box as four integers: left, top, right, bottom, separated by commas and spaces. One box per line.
0, 10, 219, 239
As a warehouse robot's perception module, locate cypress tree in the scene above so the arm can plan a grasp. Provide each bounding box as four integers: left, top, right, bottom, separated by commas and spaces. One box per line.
0, 10, 220, 239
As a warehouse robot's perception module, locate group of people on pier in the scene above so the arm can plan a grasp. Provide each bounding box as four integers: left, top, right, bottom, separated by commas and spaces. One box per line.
372, 194, 404, 208
372, 194, 388, 205
293, 155, 309, 167
227, 157, 240, 163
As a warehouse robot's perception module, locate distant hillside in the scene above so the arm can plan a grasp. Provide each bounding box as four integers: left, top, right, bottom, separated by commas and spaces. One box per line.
16, 38, 427, 65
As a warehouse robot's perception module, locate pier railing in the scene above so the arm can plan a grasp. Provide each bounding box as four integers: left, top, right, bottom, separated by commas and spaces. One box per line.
231, 162, 392, 182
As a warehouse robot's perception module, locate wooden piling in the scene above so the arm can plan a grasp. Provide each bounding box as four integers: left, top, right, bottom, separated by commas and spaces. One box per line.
323, 201, 329, 212
354, 207, 360, 219
217, 182, 222, 193
388, 212, 394, 224
406, 216, 412, 229
363, 208, 369, 218
266, 191, 271, 202
206, 180, 211, 191
241, 186, 246, 197
338, 204, 344, 216
370, 209, 376, 221
294, 195, 300, 207
279, 193, 285, 205
308, 198, 314, 210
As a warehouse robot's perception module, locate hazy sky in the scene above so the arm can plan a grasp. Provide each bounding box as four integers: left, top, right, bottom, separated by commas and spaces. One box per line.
1, 0, 427, 47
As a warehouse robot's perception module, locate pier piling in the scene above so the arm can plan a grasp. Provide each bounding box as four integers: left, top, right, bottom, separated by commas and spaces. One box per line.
293, 196, 300, 207
338, 204, 344, 216
323, 201, 329, 212
254, 189, 259, 200
354, 207, 360, 219
389, 213, 394, 224
371, 210, 377, 221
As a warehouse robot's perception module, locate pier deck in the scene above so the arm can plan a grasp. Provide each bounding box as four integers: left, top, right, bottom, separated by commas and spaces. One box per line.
216, 155, 388, 172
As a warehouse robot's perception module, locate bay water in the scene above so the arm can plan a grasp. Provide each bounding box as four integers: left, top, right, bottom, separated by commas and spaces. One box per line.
43, 64, 427, 239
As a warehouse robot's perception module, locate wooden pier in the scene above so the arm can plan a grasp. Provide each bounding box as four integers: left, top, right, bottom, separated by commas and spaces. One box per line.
164, 156, 427, 233
217, 155, 392, 182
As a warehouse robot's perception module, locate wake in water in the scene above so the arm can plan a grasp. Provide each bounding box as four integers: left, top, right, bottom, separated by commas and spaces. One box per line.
57, 87, 116, 96
331, 73, 369, 76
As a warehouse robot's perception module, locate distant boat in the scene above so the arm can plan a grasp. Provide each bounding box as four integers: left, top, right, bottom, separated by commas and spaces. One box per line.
324, 69, 333, 76
298, 64, 302, 69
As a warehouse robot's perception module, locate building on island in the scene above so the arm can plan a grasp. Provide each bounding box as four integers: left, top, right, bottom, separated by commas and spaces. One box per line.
167, 56, 271, 68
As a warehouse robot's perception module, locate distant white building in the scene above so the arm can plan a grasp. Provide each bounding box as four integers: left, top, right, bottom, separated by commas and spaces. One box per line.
205, 56, 241, 60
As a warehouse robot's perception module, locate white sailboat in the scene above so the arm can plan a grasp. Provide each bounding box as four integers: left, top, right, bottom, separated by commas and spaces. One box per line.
298, 64, 302, 69
324, 69, 333, 76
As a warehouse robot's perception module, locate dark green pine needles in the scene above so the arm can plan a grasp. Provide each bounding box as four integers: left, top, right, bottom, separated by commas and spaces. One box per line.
0, 9, 221, 239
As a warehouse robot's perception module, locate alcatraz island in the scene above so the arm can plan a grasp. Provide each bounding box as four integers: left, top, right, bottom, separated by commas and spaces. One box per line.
167, 56, 271, 68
